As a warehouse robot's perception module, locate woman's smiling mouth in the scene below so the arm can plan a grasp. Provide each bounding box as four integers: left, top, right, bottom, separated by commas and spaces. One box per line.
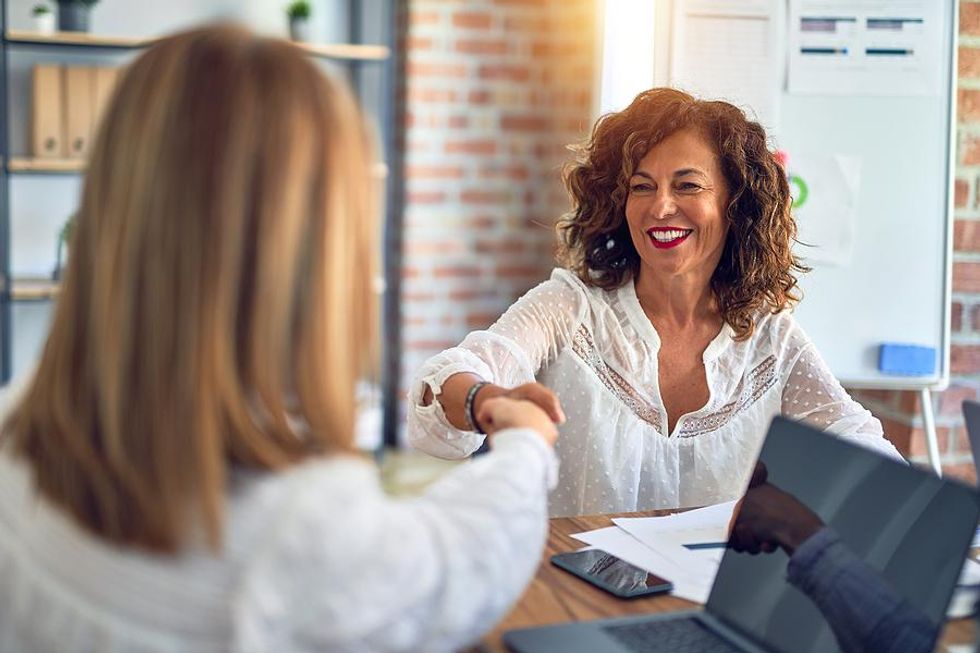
647, 227, 693, 249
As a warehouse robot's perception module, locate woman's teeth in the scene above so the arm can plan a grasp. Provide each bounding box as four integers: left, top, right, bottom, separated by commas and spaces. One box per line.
650, 229, 691, 242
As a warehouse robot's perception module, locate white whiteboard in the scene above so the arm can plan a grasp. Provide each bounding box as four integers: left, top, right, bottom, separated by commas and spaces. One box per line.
659, 0, 955, 390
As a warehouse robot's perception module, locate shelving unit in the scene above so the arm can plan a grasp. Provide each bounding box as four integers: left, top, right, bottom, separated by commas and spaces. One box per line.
0, 1, 404, 450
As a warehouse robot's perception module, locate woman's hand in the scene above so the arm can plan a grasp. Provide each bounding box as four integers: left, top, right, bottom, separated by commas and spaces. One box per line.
476, 397, 559, 447
474, 382, 566, 427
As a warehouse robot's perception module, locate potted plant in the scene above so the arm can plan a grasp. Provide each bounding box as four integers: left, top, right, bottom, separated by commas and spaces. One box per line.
31, 4, 55, 34
56, 0, 99, 33
286, 1, 311, 42
52, 214, 75, 282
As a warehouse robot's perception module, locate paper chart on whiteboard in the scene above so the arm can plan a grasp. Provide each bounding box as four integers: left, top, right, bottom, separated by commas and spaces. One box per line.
788, 153, 861, 267
787, 0, 943, 96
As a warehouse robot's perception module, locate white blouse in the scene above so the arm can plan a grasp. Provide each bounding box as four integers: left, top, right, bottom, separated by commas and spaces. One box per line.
408, 268, 901, 517
0, 426, 557, 652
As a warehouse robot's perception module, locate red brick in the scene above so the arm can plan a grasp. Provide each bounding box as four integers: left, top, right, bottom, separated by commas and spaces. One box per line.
952, 300, 964, 332
452, 11, 493, 29
950, 425, 972, 456
962, 3, 980, 37
961, 132, 980, 165
942, 461, 977, 485
405, 241, 466, 256
405, 164, 465, 180
909, 426, 950, 459
951, 344, 980, 374
449, 289, 497, 302
954, 220, 980, 252
960, 46, 980, 78
405, 36, 434, 51
434, 265, 482, 278
478, 64, 531, 82
955, 177, 970, 209
501, 114, 550, 131
455, 39, 509, 55
405, 190, 447, 204
407, 61, 467, 78
403, 292, 436, 303
478, 165, 530, 181
409, 11, 440, 27
467, 215, 498, 229
407, 87, 458, 103
958, 89, 980, 122
445, 139, 497, 155
878, 415, 913, 456
468, 89, 493, 104
402, 267, 421, 279
530, 41, 581, 58
897, 390, 920, 415
466, 312, 502, 329
447, 115, 469, 129
953, 261, 980, 292
850, 388, 898, 408
474, 239, 527, 255
461, 189, 511, 204
938, 383, 978, 417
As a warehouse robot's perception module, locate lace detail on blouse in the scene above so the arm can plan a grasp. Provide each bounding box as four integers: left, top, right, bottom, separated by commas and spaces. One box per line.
677, 355, 778, 438
571, 325, 663, 432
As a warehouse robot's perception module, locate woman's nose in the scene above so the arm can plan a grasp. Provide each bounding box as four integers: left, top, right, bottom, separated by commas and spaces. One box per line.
650, 191, 677, 221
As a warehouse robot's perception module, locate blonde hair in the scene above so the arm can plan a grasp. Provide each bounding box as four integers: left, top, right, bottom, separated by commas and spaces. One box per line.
5, 25, 377, 553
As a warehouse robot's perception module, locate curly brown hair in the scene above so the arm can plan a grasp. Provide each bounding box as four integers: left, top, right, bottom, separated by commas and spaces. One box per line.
557, 87, 808, 340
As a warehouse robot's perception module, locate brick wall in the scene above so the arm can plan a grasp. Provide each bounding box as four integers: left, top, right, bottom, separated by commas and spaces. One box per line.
850, 2, 980, 483
399, 0, 596, 432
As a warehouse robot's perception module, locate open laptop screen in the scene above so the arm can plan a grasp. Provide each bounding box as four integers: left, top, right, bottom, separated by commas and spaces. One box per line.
707, 417, 978, 653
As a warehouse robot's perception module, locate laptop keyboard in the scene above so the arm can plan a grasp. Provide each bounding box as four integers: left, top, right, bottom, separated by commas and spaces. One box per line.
603, 617, 744, 652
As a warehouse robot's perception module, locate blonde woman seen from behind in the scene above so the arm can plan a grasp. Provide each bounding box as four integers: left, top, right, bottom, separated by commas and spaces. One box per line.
0, 26, 558, 653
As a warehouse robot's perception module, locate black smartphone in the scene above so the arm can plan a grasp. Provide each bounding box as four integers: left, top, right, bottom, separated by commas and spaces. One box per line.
550, 549, 673, 599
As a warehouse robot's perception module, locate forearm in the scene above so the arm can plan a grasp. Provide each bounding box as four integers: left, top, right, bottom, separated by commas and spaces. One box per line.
422, 372, 506, 432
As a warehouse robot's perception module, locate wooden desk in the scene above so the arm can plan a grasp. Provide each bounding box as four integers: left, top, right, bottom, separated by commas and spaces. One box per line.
476, 511, 976, 652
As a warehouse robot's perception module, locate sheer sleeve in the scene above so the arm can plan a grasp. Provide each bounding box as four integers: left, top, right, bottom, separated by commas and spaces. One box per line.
781, 344, 903, 461
407, 269, 587, 459
234, 429, 557, 653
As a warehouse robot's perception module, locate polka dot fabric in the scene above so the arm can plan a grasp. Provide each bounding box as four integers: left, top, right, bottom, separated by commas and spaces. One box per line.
408, 269, 902, 517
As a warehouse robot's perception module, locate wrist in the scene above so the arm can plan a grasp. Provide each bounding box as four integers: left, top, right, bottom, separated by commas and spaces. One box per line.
464, 381, 490, 433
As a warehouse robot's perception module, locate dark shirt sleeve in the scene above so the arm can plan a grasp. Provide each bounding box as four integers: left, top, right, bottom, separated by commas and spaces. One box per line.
786, 527, 937, 653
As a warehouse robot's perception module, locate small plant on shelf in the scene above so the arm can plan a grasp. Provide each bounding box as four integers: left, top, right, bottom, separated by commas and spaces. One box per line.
56, 0, 100, 33
32, 4, 55, 34
286, 0, 312, 43
52, 214, 75, 282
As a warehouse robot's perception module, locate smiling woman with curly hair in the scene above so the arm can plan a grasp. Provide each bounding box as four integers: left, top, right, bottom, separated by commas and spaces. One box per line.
409, 88, 901, 517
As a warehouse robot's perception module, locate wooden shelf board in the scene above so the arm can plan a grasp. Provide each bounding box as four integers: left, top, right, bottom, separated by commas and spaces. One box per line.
296, 42, 390, 61
10, 278, 60, 301
6, 31, 389, 61
8, 157, 85, 173
6, 29, 150, 48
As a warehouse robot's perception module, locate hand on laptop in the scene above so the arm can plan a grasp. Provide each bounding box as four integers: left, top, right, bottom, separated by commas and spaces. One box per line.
477, 397, 559, 447
728, 462, 824, 555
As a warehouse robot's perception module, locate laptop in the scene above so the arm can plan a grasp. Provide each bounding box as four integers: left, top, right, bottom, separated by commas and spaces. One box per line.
963, 399, 980, 483
504, 416, 980, 653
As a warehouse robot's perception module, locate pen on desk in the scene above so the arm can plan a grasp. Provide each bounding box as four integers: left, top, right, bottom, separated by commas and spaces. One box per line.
683, 542, 731, 550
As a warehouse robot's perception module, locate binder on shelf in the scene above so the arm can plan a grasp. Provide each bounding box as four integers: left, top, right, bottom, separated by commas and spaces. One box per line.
92, 67, 119, 133
31, 64, 64, 158
63, 66, 93, 159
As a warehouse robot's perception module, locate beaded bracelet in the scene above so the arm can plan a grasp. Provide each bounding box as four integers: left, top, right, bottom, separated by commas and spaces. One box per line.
464, 381, 489, 434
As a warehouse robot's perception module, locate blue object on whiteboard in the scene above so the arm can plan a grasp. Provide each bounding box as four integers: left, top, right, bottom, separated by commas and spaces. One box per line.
878, 344, 936, 376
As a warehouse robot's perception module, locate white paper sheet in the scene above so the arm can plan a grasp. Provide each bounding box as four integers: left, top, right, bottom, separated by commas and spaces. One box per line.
669, 0, 784, 131
788, 153, 861, 266
787, 0, 943, 96
571, 526, 715, 604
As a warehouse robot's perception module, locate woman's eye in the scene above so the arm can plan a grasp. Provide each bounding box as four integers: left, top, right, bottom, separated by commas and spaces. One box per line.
678, 182, 701, 191
630, 183, 653, 192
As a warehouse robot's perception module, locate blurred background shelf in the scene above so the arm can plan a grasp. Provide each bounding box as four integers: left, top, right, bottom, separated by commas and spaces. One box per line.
7, 157, 83, 173
10, 277, 59, 301
6, 30, 389, 61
